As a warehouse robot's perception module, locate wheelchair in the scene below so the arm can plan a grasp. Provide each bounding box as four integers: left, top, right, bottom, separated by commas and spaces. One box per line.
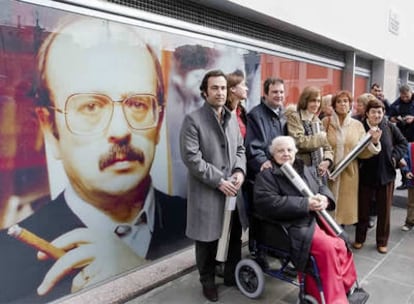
235, 215, 321, 303
235, 214, 370, 304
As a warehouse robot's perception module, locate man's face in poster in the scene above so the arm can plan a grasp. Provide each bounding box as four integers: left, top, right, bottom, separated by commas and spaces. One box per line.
40, 20, 162, 202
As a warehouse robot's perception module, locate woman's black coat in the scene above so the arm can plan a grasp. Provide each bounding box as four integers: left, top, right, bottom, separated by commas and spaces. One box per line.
253, 159, 335, 271
359, 118, 407, 186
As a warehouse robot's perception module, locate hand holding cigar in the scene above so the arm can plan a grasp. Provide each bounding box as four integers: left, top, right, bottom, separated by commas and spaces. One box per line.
8, 224, 66, 259
8, 225, 147, 296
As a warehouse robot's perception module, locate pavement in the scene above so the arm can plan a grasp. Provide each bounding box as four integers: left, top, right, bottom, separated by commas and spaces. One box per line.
124, 186, 414, 304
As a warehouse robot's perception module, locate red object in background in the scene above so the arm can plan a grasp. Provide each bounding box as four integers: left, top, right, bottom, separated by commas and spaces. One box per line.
260, 54, 342, 105
0, 23, 47, 170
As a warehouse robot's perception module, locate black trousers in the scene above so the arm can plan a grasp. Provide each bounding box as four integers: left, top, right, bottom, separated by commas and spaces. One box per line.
195, 209, 242, 287
355, 181, 394, 246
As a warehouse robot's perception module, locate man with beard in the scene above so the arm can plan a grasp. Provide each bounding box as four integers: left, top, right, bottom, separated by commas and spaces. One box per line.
180, 70, 247, 302
166, 44, 245, 197
0, 17, 188, 303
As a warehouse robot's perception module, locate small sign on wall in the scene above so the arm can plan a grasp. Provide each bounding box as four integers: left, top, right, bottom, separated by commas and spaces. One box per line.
388, 9, 400, 35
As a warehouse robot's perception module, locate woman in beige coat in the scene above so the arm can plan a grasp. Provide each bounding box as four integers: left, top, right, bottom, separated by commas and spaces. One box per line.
322, 91, 382, 225
286, 86, 333, 182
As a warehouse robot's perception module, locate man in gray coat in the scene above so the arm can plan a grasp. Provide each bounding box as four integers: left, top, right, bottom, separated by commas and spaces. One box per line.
180, 70, 247, 302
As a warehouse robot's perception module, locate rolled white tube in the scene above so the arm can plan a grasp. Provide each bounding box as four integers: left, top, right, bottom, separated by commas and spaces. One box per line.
216, 196, 236, 262
280, 162, 343, 236
329, 133, 372, 179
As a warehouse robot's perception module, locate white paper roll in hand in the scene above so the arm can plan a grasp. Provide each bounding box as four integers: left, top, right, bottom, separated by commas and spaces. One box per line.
216, 196, 235, 262
280, 162, 344, 236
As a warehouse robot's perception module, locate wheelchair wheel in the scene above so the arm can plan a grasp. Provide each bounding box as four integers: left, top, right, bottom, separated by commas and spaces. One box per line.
235, 259, 264, 298
296, 294, 319, 304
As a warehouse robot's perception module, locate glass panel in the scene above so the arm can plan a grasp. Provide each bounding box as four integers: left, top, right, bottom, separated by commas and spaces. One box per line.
355, 75, 369, 99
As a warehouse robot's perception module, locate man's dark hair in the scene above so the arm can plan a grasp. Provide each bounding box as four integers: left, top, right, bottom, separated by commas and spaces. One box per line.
370, 82, 381, 90
263, 77, 284, 95
199, 69, 227, 100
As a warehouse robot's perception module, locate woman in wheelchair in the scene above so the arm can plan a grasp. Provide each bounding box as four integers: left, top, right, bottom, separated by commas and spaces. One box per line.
253, 136, 365, 304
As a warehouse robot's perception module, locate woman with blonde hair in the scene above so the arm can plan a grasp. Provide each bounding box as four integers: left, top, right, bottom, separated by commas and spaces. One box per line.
286, 86, 333, 182
319, 94, 333, 120
353, 93, 376, 121
322, 90, 382, 225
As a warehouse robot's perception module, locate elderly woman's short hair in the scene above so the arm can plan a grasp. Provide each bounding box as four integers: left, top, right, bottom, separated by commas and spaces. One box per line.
269, 136, 298, 155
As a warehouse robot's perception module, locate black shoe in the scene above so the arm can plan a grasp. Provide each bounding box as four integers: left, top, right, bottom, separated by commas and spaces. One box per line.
202, 285, 218, 302
397, 184, 407, 190
348, 287, 369, 304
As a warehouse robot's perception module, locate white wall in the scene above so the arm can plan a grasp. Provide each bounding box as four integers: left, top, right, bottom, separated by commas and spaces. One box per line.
228, 0, 414, 70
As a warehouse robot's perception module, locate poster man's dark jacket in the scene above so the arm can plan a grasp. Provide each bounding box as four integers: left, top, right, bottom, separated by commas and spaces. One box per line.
253, 159, 335, 271
0, 190, 188, 303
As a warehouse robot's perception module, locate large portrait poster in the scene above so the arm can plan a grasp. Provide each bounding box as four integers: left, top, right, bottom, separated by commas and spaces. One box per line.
0, 1, 261, 302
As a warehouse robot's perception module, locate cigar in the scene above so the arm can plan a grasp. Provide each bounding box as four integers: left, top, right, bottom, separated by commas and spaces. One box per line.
8, 224, 65, 259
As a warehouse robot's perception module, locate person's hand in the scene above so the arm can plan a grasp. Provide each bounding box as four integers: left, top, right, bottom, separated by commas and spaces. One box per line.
368, 127, 382, 144
405, 115, 414, 124
230, 171, 244, 190
318, 160, 330, 176
218, 179, 238, 196
260, 160, 272, 171
406, 172, 414, 180
390, 116, 399, 123
36, 228, 146, 295
308, 194, 328, 212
